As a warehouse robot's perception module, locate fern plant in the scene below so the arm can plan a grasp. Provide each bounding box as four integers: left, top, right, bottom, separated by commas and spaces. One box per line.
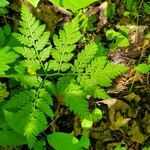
135, 55, 150, 74
2, 5, 54, 148
72, 42, 128, 99
3, 89, 53, 148
47, 16, 82, 72
1, 4, 128, 149
0, 0, 9, 15
12, 5, 51, 75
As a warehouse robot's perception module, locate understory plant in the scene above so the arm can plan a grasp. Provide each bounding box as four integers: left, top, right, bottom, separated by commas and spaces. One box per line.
135, 55, 150, 74
0, 0, 9, 15
0, 4, 128, 150
106, 28, 130, 48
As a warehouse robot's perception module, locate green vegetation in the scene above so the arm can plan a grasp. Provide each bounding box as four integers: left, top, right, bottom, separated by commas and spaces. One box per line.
0, 0, 150, 149
0, 0, 9, 15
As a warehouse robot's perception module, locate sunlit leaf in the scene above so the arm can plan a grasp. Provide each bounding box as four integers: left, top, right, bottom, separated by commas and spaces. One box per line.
91, 108, 103, 121
49, 0, 99, 12
116, 35, 129, 47
81, 116, 93, 128
47, 132, 80, 150
27, 0, 40, 7
135, 63, 149, 74
145, 32, 150, 39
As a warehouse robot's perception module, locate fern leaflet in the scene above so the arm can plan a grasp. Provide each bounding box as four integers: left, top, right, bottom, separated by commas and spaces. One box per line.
73, 46, 128, 99
3, 89, 53, 148
72, 41, 98, 73
0, 46, 18, 75
13, 5, 51, 74
56, 76, 90, 118
47, 16, 82, 72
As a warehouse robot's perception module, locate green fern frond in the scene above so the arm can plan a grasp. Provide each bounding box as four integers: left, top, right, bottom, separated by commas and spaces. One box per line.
56, 76, 73, 98
43, 80, 56, 95
0, 46, 18, 75
56, 77, 90, 118
72, 41, 98, 73
22, 59, 41, 74
3, 89, 53, 147
48, 17, 82, 72
75, 57, 107, 90
93, 87, 110, 99
65, 82, 90, 118
14, 47, 36, 59
24, 109, 47, 147
12, 5, 51, 74
103, 62, 129, 79
3, 90, 33, 110
16, 76, 42, 88
74, 54, 128, 99
93, 62, 128, 87
36, 89, 54, 117
39, 46, 51, 61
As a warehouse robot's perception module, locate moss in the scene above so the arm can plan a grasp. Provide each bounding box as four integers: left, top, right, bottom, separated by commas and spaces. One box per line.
109, 100, 137, 130
128, 121, 146, 144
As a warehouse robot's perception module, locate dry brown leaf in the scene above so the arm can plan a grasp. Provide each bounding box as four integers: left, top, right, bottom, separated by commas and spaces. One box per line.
96, 98, 117, 107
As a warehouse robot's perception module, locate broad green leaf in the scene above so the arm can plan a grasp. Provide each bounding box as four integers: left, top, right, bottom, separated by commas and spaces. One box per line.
106, 29, 119, 40
79, 136, 90, 149
49, 0, 99, 12
81, 116, 93, 128
116, 35, 129, 47
135, 64, 150, 74
47, 132, 80, 150
119, 26, 130, 35
114, 145, 127, 150
0, 130, 27, 146
145, 32, 150, 39
33, 140, 45, 150
27, 0, 40, 7
91, 108, 103, 121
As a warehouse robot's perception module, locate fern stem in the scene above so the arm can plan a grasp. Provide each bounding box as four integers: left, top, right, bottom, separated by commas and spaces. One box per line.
47, 104, 61, 132
57, 45, 67, 73
0, 72, 99, 78
32, 76, 47, 111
